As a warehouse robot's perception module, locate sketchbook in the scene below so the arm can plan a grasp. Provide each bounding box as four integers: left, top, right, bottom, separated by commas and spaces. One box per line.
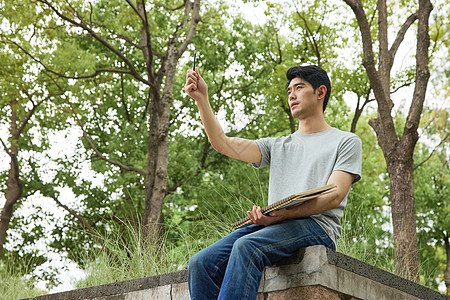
232, 183, 337, 229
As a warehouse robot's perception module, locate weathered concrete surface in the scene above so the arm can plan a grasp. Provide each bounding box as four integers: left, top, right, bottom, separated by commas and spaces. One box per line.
24, 270, 188, 300
24, 246, 449, 300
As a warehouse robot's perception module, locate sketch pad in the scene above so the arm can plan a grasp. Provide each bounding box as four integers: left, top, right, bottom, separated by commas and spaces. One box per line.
232, 183, 337, 229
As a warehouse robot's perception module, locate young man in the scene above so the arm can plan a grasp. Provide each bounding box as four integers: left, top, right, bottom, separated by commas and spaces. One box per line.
184, 65, 362, 300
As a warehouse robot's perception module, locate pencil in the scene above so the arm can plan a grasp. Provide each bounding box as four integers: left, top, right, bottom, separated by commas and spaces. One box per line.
193, 50, 197, 71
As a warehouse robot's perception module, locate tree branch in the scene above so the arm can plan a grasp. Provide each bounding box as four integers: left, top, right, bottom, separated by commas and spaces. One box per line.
6, 38, 133, 80
342, 0, 380, 90
82, 131, 146, 176
17, 90, 50, 136
66, 100, 146, 176
37, 0, 152, 86
50, 194, 119, 261
0, 137, 11, 157
344, 0, 399, 150
51, 195, 97, 236
413, 132, 450, 170
120, 73, 131, 123
391, 80, 414, 94
156, 3, 185, 11
351, 86, 372, 133
295, 10, 321, 65
175, 0, 201, 57
107, 32, 141, 50
125, 0, 144, 21
401, 0, 433, 150
389, 12, 418, 70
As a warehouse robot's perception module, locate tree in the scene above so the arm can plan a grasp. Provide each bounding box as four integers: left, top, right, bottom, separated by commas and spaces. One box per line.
0, 13, 67, 284
23, 0, 202, 244
343, 0, 433, 281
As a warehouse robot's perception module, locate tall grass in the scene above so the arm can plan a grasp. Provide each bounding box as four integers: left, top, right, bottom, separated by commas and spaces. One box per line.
0, 266, 47, 300
75, 170, 268, 288
74, 182, 442, 294
75, 220, 203, 288
338, 203, 442, 291
337, 203, 396, 273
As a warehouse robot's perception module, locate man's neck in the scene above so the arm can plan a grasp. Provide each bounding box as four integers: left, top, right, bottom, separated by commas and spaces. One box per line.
297, 116, 331, 135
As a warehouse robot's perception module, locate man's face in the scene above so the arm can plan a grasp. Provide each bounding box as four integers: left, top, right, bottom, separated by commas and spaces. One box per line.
286, 77, 317, 119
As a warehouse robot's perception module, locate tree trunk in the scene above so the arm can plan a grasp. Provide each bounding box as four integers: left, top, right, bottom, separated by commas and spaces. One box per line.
144, 87, 170, 244
386, 156, 419, 279
344, 0, 432, 282
143, 56, 179, 244
139, 0, 200, 244
444, 236, 450, 295
0, 100, 23, 259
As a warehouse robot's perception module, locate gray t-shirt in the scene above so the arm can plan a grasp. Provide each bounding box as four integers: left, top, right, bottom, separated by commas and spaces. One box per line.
252, 127, 362, 247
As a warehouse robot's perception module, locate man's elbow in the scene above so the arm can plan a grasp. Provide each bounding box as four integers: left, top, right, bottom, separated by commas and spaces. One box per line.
210, 136, 233, 157
330, 191, 346, 209
210, 138, 228, 155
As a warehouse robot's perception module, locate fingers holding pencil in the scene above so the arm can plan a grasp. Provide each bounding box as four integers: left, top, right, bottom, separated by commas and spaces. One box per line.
185, 51, 208, 103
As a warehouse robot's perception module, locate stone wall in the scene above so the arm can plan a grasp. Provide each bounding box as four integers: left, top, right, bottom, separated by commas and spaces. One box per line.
25, 245, 448, 300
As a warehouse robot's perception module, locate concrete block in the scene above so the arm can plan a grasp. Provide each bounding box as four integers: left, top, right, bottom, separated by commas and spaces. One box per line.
365, 279, 420, 300
336, 267, 367, 298
123, 285, 171, 300
172, 282, 190, 300
262, 246, 339, 293
266, 286, 341, 300
297, 246, 328, 275
284, 261, 338, 291
263, 266, 289, 291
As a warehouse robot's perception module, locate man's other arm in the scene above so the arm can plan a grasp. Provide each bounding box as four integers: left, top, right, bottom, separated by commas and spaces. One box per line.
185, 69, 261, 164
247, 170, 355, 226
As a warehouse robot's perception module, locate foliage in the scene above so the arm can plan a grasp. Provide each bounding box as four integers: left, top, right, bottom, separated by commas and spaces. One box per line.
414, 107, 450, 291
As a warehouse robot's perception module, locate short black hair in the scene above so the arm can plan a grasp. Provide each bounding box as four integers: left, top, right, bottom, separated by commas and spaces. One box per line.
286, 65, 331, 112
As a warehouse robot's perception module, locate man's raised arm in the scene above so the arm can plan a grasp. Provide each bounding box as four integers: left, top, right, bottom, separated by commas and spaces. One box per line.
185, 68, 261, 164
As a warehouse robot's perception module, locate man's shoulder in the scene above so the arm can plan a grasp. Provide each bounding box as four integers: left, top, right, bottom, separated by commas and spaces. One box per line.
330, 127, 361, 141
255, 131, 295, 143
257, 128, 361, 145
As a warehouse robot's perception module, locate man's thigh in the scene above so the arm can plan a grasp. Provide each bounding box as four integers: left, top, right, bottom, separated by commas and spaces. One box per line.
191, 224, 265, 265
234, 217, 334, 263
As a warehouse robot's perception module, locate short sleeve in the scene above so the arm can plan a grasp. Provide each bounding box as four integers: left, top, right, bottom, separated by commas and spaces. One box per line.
333, 135, 362, 183
251, 137, 272, 168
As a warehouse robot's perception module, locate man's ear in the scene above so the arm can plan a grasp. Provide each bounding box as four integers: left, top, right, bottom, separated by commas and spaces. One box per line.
316, 85, 327, 101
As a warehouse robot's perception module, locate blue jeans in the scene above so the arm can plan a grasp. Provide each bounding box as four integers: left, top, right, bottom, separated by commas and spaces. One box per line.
188, 217, 335, 300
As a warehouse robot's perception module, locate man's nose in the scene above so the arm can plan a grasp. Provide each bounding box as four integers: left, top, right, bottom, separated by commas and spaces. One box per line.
289, 92, 296, 100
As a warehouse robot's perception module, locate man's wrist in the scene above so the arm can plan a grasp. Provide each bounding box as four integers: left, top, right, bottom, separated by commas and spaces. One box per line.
195, 96, 210, 108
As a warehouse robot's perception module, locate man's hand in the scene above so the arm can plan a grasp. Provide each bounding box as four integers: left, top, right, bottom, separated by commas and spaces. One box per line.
185, 68, 208, 103
246, 206, 288, 226
184, 67, 262, 164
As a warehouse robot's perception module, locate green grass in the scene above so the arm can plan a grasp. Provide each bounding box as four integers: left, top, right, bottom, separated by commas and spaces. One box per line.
75, 220, 204, 289
0, 266, 47, 300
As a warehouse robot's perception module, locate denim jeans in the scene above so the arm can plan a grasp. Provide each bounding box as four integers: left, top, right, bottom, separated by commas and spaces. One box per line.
188, 217, 335, 300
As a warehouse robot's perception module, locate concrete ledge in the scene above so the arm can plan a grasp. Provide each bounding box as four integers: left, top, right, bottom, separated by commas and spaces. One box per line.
24, 270, 188, 300
274, 246, 447, 299
25, 246, 449, 300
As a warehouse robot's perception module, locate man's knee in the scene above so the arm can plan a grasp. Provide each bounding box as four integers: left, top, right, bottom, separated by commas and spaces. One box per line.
231, 235, 257, 255
188, 251, 204, 272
